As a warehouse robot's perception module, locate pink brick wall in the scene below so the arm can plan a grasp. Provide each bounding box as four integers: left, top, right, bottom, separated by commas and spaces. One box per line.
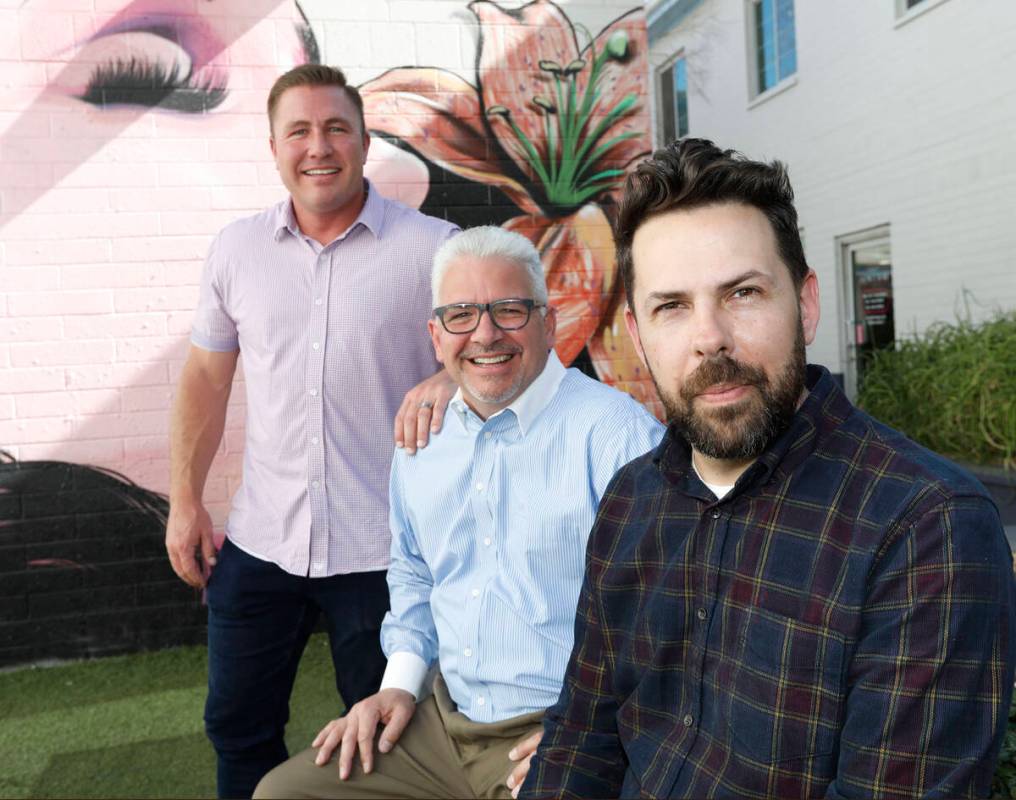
1, 0, 655, 535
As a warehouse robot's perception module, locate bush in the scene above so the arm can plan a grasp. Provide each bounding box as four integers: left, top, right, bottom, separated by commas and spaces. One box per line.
857, 311, 1016, 471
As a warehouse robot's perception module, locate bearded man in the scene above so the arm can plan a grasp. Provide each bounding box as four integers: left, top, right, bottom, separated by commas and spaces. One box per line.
521, 139, 1015, 799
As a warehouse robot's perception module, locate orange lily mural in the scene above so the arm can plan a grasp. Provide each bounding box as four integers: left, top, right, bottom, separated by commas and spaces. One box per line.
360, 0, 662, 415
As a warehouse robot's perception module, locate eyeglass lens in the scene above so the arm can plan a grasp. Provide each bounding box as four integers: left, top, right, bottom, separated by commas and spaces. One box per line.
443, 300, 532, 333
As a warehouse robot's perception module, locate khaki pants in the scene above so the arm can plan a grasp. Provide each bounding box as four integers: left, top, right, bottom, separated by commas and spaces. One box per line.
254, 676, 543, 799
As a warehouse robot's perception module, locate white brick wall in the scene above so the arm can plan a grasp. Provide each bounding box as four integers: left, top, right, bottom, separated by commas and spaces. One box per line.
649, 0, 1016, 375
1, 0, 647, 528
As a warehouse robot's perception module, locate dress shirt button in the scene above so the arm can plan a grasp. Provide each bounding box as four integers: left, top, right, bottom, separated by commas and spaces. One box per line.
476, 697, 485, 706
483, 537, 492, 547
463, 648, 472, 658
312, 562, 324, 573
683, 714, 694, 727
311, 437, 319, 445
314, 297, 323, 306
311, 480, 320, 489
484, 432, 492, 440
475, 481, 484, 492
711, 510, 720, 519
308, 388, 318, 397
471, 588, 480, 598
312, 342, 320, 350
697, 607, 707, 621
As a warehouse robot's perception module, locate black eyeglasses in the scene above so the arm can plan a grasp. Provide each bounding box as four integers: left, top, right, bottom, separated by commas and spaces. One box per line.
433, 298, 544, 334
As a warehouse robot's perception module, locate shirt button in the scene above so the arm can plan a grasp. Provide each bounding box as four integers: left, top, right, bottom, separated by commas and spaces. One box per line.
483, 537, 491, 546
475, 481, 484, 492
476, 697, 485, 706
711, 510, 720, 519
463, 648, 472, 658
314, 298, 323, 306
697, 608, 707, 621
312, 562, 324, 573
471, 588, 480, 598
311, 480, 320, 489
308, 388, 318, 397
683, 714, 694, 727
312, 342, 320, 350
311, 436, 319, 445
484, 432, 492, 440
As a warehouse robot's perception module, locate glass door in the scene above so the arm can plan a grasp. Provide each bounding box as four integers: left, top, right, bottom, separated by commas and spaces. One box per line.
839, 231, 895, 399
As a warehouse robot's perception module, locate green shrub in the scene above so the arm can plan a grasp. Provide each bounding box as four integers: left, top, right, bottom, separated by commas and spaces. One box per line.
857, 311, 1016, 470
993, 693, 1016, 798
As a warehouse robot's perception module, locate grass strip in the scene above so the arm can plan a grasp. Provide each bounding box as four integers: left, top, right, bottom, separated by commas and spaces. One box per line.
0, 633, 340, 799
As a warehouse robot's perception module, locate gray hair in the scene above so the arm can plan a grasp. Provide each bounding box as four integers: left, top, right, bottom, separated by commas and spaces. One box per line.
431, 226, 548, 307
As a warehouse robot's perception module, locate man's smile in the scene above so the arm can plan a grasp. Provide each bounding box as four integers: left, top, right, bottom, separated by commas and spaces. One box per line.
302, 167, 340, 176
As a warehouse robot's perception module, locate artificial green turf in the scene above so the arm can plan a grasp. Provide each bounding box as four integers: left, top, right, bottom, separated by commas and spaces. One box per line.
0, 634, 342, 799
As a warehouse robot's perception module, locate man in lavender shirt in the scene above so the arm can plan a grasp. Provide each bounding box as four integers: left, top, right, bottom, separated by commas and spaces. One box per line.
165, 64, 457, 799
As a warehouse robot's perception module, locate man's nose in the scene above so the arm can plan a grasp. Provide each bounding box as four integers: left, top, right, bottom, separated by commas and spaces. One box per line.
307, 129, 334, 157
469, 308, 504, 345
691, 304, 734, 359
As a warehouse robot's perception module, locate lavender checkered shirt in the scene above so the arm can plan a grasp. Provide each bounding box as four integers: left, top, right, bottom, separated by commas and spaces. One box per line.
191, 184, 458, 577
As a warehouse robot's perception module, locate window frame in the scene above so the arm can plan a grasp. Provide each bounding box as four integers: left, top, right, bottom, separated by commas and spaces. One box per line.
745, 0, 798, 101
894, 0, 954, 28
656, 52, 690, 145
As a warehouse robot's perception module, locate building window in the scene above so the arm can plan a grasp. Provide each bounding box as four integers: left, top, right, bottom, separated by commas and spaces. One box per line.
750, 0, 796, 95
895, 0, 952, 21
658, 55, 689, 144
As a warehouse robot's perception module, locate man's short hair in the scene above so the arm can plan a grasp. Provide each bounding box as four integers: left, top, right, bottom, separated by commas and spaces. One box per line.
615, 138, 809, 309
267, 64, 365, 136
431, 226, 549, 308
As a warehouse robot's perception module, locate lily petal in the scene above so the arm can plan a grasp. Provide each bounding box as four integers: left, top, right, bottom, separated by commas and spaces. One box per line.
588, 301, 664, 419
504, 202, 612, 365
360, 67, 542, 216
470, 0, 580, 185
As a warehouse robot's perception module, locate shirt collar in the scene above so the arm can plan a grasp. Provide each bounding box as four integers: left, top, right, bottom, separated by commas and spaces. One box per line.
653, 364, 842, 498
449, 349, 567, 437
272, 179, 385, 242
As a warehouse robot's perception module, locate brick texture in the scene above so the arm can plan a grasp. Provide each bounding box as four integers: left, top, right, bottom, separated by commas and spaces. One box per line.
0, 0, 654, 666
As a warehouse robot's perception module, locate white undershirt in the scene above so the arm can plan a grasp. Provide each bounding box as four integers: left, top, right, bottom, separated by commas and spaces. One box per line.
691, 459, 735, 500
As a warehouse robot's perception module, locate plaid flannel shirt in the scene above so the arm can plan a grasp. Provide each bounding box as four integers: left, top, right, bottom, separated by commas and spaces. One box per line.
523, 365, 1015, 799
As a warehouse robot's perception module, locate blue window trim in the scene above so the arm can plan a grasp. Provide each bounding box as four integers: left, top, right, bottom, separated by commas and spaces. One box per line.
648, 0, 706, 44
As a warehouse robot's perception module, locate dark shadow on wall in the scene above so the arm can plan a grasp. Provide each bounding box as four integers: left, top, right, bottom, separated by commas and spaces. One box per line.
0, 451, 206, 668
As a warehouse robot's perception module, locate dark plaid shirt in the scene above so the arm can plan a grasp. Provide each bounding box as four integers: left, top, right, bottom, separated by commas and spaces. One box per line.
523, 366, 1014, 799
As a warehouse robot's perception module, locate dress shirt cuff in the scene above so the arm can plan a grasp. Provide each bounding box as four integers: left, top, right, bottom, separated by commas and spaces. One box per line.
379, 651, 431, 700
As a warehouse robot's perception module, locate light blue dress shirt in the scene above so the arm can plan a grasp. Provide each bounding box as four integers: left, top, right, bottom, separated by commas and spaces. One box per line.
379, 352, 664, 723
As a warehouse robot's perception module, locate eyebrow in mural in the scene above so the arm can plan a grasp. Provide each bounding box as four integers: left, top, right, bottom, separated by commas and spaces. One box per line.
0, 0, 317, 231
359, 0, 658, 412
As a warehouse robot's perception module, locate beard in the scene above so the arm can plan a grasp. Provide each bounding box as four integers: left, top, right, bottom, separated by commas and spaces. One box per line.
650, 324, 808, 461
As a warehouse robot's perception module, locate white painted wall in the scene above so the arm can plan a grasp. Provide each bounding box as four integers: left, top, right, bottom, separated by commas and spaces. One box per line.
649, 0, 1016, 376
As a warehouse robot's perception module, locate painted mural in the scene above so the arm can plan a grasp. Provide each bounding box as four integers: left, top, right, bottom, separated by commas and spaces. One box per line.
360, 1, 659, 411
0, 0, 655, 664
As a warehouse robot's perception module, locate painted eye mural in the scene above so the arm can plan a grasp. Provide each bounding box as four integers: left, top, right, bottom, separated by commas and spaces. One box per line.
0, 0, 655, 666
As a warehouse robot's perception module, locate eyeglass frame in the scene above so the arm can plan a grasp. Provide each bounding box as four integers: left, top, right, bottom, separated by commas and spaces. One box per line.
432, 297, 546, 334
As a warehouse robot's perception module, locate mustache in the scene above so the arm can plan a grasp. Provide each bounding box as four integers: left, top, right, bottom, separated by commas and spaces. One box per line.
681, 356, 768, 402
460, 344, 521, 359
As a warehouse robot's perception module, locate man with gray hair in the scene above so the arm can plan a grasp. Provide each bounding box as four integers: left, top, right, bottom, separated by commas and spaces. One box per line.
254, 226, 663, 799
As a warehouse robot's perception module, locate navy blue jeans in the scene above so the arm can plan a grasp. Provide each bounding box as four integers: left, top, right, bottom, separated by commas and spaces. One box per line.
204, 538, 389, 799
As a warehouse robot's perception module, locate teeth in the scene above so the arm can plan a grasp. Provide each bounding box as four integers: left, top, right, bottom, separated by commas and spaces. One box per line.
472, 355, 512, 364
304, 168, 339, 175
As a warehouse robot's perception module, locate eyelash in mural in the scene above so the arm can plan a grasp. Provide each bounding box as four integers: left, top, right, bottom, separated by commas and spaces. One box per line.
77, 56, 227, 113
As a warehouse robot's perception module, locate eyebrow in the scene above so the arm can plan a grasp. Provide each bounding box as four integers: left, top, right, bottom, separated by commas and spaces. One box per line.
644, 269, 771, 306
283, 116, 354, 131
